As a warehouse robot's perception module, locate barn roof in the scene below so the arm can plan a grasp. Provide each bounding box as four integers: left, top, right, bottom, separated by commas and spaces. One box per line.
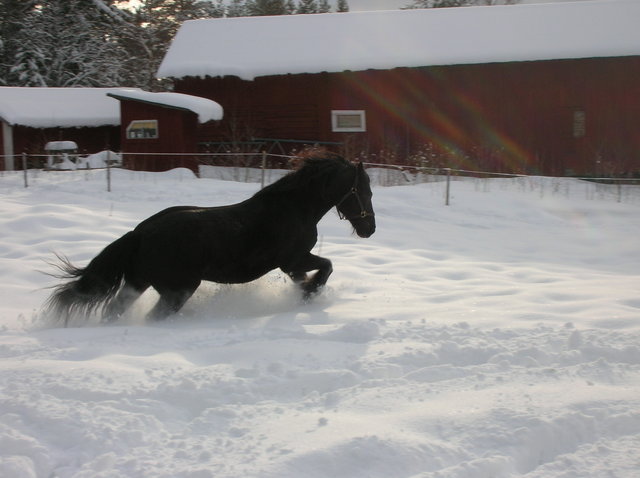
107, 90, 223, 123
0, 87, 138, 128
158, 0, 640, 81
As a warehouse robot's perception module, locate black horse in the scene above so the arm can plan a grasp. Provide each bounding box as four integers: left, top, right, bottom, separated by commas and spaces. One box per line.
44, 154, 375, 324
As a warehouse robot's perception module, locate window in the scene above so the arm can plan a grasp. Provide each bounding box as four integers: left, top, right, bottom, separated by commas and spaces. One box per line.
127, 120, 159, 139
331, 110, 366, 132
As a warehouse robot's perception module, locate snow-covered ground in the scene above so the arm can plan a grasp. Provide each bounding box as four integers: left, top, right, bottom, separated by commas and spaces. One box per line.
1, 167, 639, 478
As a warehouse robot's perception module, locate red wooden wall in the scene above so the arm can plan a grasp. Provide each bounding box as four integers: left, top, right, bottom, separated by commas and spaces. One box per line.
118, 100, 200, 173
3, 124, 119, 169
176, 56, 640, 177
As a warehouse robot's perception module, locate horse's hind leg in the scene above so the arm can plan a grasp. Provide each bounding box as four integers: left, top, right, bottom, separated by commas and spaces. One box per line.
103, 281, 148, 322
147, 282, 200, 321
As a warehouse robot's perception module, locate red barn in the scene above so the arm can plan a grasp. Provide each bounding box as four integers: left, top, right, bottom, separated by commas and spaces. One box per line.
158, 0, 640, 176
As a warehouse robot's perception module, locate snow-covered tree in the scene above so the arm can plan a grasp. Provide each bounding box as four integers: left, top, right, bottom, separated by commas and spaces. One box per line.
296, 0, 318, 14
247, 0, 288, 16
9, 0, 128, 87
226, 0, 248, 16
0, 0, 39, 85
318, 0, 331, 13
405, 0, 518, 7
121, 0, 224, 89
0, 0, 348, 88
336, 0, 349, 12
285, 0, 296, 14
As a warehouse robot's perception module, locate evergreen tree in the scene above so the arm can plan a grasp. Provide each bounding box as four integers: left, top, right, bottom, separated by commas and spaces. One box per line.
0, 0, 349, 89
405, 0, 518, 7
226, 0, 249, 17
318, 0, 331, 13
248, 0, 288, 16
0, 0, 39, 85
9, 0, 127, 87
285, 0, 296, 14
296, 0, 318, 14
119, 0, 224, 89
336, 0, 349, 12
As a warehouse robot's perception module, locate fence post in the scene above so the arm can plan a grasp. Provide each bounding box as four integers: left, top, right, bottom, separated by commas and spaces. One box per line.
261, 150, 267, 189
22, 153, 28, 188
444, 168, 451, 206
106, 150, 111, 192
617, 180, 622, 203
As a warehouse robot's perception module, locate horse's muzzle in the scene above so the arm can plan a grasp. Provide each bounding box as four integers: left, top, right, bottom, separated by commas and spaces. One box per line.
353, 216, 376, 238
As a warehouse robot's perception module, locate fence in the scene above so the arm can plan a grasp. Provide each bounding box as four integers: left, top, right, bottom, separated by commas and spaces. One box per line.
2, 151, 640, 206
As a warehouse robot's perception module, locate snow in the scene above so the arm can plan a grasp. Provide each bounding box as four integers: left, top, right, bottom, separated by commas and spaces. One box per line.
0, 88, 222, 129
76, 150, 122, 169
1, 166, 639, 477
45, 150, 123, 170
347, 0, 616, 10
158, 0, 640, 81
44, 141, 77, 152
0, 87, 140, 128
107, 90, 223, 123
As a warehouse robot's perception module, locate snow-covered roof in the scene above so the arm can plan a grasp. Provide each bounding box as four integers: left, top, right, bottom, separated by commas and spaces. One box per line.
0, 87, 139, 128
44, 141, 78, 151
107, 90, 223, 123
158, 0, 640, 81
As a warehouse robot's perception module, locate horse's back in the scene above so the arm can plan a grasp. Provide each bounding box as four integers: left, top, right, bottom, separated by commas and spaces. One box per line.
135, 205, 204, 230
131, 203, 265, 277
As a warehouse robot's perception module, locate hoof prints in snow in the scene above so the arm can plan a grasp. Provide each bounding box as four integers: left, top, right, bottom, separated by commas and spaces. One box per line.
1, 321, 639, 478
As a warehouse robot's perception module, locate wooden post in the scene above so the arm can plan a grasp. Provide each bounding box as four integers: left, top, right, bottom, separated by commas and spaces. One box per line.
22, 153, 28, 188
617, 179, 622, 203
445, 168, 451, 206
261, 151, 267, 189
106, 150, 112, 192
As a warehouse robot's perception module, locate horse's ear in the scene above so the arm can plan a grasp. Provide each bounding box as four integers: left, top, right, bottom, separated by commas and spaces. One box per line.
357, 161, 364, 171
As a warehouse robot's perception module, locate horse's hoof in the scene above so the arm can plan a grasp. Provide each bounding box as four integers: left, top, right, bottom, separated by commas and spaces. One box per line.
301, 285, 324, 303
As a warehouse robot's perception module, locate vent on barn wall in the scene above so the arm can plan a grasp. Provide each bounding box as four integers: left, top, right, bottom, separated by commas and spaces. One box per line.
573, 110, 586, 138
332, 110, 366, 133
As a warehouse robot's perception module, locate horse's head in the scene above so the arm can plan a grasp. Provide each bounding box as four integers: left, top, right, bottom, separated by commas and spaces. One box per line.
336, 162, 376, 238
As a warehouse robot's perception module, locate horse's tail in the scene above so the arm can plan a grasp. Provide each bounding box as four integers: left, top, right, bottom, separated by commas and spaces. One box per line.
44, 231, 138, 326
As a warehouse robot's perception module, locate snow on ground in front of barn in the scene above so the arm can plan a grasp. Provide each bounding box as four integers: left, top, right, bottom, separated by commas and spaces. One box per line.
1, 167, 639, 478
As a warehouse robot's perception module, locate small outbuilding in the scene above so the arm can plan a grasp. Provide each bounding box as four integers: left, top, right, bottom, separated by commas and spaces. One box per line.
158, 0, 640, 176
107, 90, 223, 173
0, 87, 130, 170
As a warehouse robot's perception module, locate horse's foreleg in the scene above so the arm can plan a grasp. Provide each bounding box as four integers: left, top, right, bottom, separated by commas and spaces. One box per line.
286, 271, 308, 284
282, 253, 333, 299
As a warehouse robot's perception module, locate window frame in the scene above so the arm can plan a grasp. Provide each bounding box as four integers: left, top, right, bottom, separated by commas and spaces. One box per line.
126, 119, 159, 139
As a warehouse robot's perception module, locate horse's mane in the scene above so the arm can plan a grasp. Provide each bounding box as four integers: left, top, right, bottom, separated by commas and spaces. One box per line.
254, 154, 351, 197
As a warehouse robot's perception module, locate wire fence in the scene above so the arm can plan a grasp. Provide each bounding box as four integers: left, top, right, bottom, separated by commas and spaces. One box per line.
2, 151, 640, 205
